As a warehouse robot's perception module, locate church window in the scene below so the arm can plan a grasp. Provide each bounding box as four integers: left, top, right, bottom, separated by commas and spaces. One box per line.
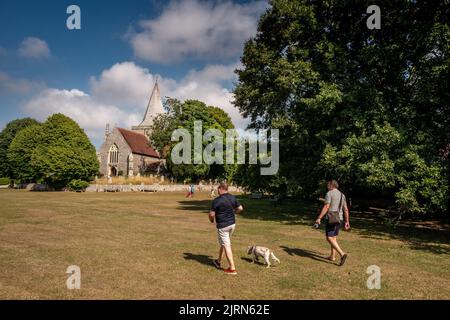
109, 144, 119, 164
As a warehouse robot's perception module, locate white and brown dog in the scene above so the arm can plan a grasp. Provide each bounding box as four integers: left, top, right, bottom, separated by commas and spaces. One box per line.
247, 245, 281, 268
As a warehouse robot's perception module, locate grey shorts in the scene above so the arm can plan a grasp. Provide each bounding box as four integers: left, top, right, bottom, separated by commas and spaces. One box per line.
217, 224, 235, 247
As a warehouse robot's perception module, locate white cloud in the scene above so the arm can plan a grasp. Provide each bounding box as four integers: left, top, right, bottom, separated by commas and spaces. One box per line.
0, 72, 45, 95
18, 37, 51, 59
90, 61, 156, 109
164, 62, 249, 129
23, 61, 249, 144
23, 88, 140, 139
90, 61, 248, 129
129, 0, 266, 63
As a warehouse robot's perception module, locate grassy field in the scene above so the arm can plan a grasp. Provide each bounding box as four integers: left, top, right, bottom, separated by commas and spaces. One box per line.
0, 189, 449, 300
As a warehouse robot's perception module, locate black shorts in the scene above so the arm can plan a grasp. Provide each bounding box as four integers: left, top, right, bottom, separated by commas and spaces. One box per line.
325, 222, 341, 237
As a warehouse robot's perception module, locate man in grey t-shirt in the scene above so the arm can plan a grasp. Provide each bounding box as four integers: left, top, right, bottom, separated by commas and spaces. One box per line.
325, 188, 348, 221
316, 180, 350, 266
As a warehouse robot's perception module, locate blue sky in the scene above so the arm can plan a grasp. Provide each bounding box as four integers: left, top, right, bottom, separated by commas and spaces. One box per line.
0, 0, 267, 147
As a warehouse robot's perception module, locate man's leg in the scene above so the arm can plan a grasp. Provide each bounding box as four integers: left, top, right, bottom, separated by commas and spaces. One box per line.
325, 237, 336, 260
330, 247, 336, 260
217, 245, 224, 263
218, 225, 236, 270
223, 245, 236, 270
326, 239, 336, 261
326, 236, 345, 257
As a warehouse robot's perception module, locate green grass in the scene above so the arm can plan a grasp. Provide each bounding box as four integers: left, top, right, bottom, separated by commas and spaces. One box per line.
0, 190, 449, 299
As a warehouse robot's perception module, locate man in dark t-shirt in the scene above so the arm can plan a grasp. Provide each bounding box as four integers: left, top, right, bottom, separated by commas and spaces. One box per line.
209, 183, 243, 275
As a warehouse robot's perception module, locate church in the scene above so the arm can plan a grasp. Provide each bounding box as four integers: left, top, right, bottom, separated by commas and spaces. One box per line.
97, 79, 164, 177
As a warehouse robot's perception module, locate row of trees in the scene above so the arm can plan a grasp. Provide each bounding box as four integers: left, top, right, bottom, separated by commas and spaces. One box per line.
144, 1, 448, 215
1, 101, 235, 189
1, 1, 447, 215
231, 0, 449, 215
0, 114, 98, 189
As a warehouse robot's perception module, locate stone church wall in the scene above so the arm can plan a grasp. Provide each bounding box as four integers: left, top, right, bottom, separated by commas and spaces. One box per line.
132, 153, 160, 175
98, 128, 132, 177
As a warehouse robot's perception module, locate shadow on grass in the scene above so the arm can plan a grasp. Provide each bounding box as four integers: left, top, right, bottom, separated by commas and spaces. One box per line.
183, 252, 214, 267
237, 198, 318, 226
178, 198, 317, 225
178, 200, 211, 213
280, 246, 335, 264
346, 213, 450, 255
178, 197, 450, 255
241, 256, 266, 266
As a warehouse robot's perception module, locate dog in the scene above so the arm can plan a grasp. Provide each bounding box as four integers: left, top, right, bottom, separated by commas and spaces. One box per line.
247, 245, 280, 268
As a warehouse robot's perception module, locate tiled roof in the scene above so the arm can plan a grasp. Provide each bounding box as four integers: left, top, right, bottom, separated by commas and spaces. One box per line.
118, 128, 160, 158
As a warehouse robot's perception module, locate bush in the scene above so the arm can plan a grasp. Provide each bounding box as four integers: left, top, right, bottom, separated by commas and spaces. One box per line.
0, 177, 10, 185
67, 179, 90, 192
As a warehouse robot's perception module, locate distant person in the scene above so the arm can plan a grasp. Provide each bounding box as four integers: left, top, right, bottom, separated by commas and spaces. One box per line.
315, 180, 350, 266
190, 184, 195, 198
210, 186, 215, 198
209, 183, 243, 275
185, 184, 192, 198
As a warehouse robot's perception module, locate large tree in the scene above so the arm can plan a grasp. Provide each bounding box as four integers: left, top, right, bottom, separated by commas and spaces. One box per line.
31, 114, 99, 189
233, 0, 449, 215
7, 114, 99, 189
0, 118, 39, 178
7, 124, 45, 183
149, 99, 235, 182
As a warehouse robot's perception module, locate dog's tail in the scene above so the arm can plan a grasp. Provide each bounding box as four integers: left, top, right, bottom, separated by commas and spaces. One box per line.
270, 251, 280, 264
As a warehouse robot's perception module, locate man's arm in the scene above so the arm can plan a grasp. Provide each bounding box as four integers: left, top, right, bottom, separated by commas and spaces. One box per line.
209, 210, 215, 223
233, 197, 243, 214
343, 201, 350, 229
316, 203, 330, 224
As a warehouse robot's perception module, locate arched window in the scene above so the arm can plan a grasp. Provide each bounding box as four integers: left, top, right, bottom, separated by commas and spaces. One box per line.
109, 144, 119, 164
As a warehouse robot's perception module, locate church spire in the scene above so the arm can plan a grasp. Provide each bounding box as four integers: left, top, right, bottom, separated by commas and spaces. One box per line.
139, 77, 164, 126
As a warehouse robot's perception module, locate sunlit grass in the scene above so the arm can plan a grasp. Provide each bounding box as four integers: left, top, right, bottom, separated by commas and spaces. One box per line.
0, 190, 448, 299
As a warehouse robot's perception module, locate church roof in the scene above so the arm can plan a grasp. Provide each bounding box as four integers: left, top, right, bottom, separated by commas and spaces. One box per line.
138, 78, 164, 127
118, 128, 160, 158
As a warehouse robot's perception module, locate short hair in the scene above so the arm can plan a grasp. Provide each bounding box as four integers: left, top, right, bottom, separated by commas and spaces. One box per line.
218, 182, 228, 191
328, 180, 339, 188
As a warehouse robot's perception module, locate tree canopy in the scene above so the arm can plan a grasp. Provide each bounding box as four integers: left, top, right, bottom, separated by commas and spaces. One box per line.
0, 118, 40, 178
6, 114, 99, 189
233, 0, 449, 215
149, 98, 235, 182
7, 124, 45, 183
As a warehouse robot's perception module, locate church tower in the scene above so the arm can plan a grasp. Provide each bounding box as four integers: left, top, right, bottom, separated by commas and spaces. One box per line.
132, 78, 164, 138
